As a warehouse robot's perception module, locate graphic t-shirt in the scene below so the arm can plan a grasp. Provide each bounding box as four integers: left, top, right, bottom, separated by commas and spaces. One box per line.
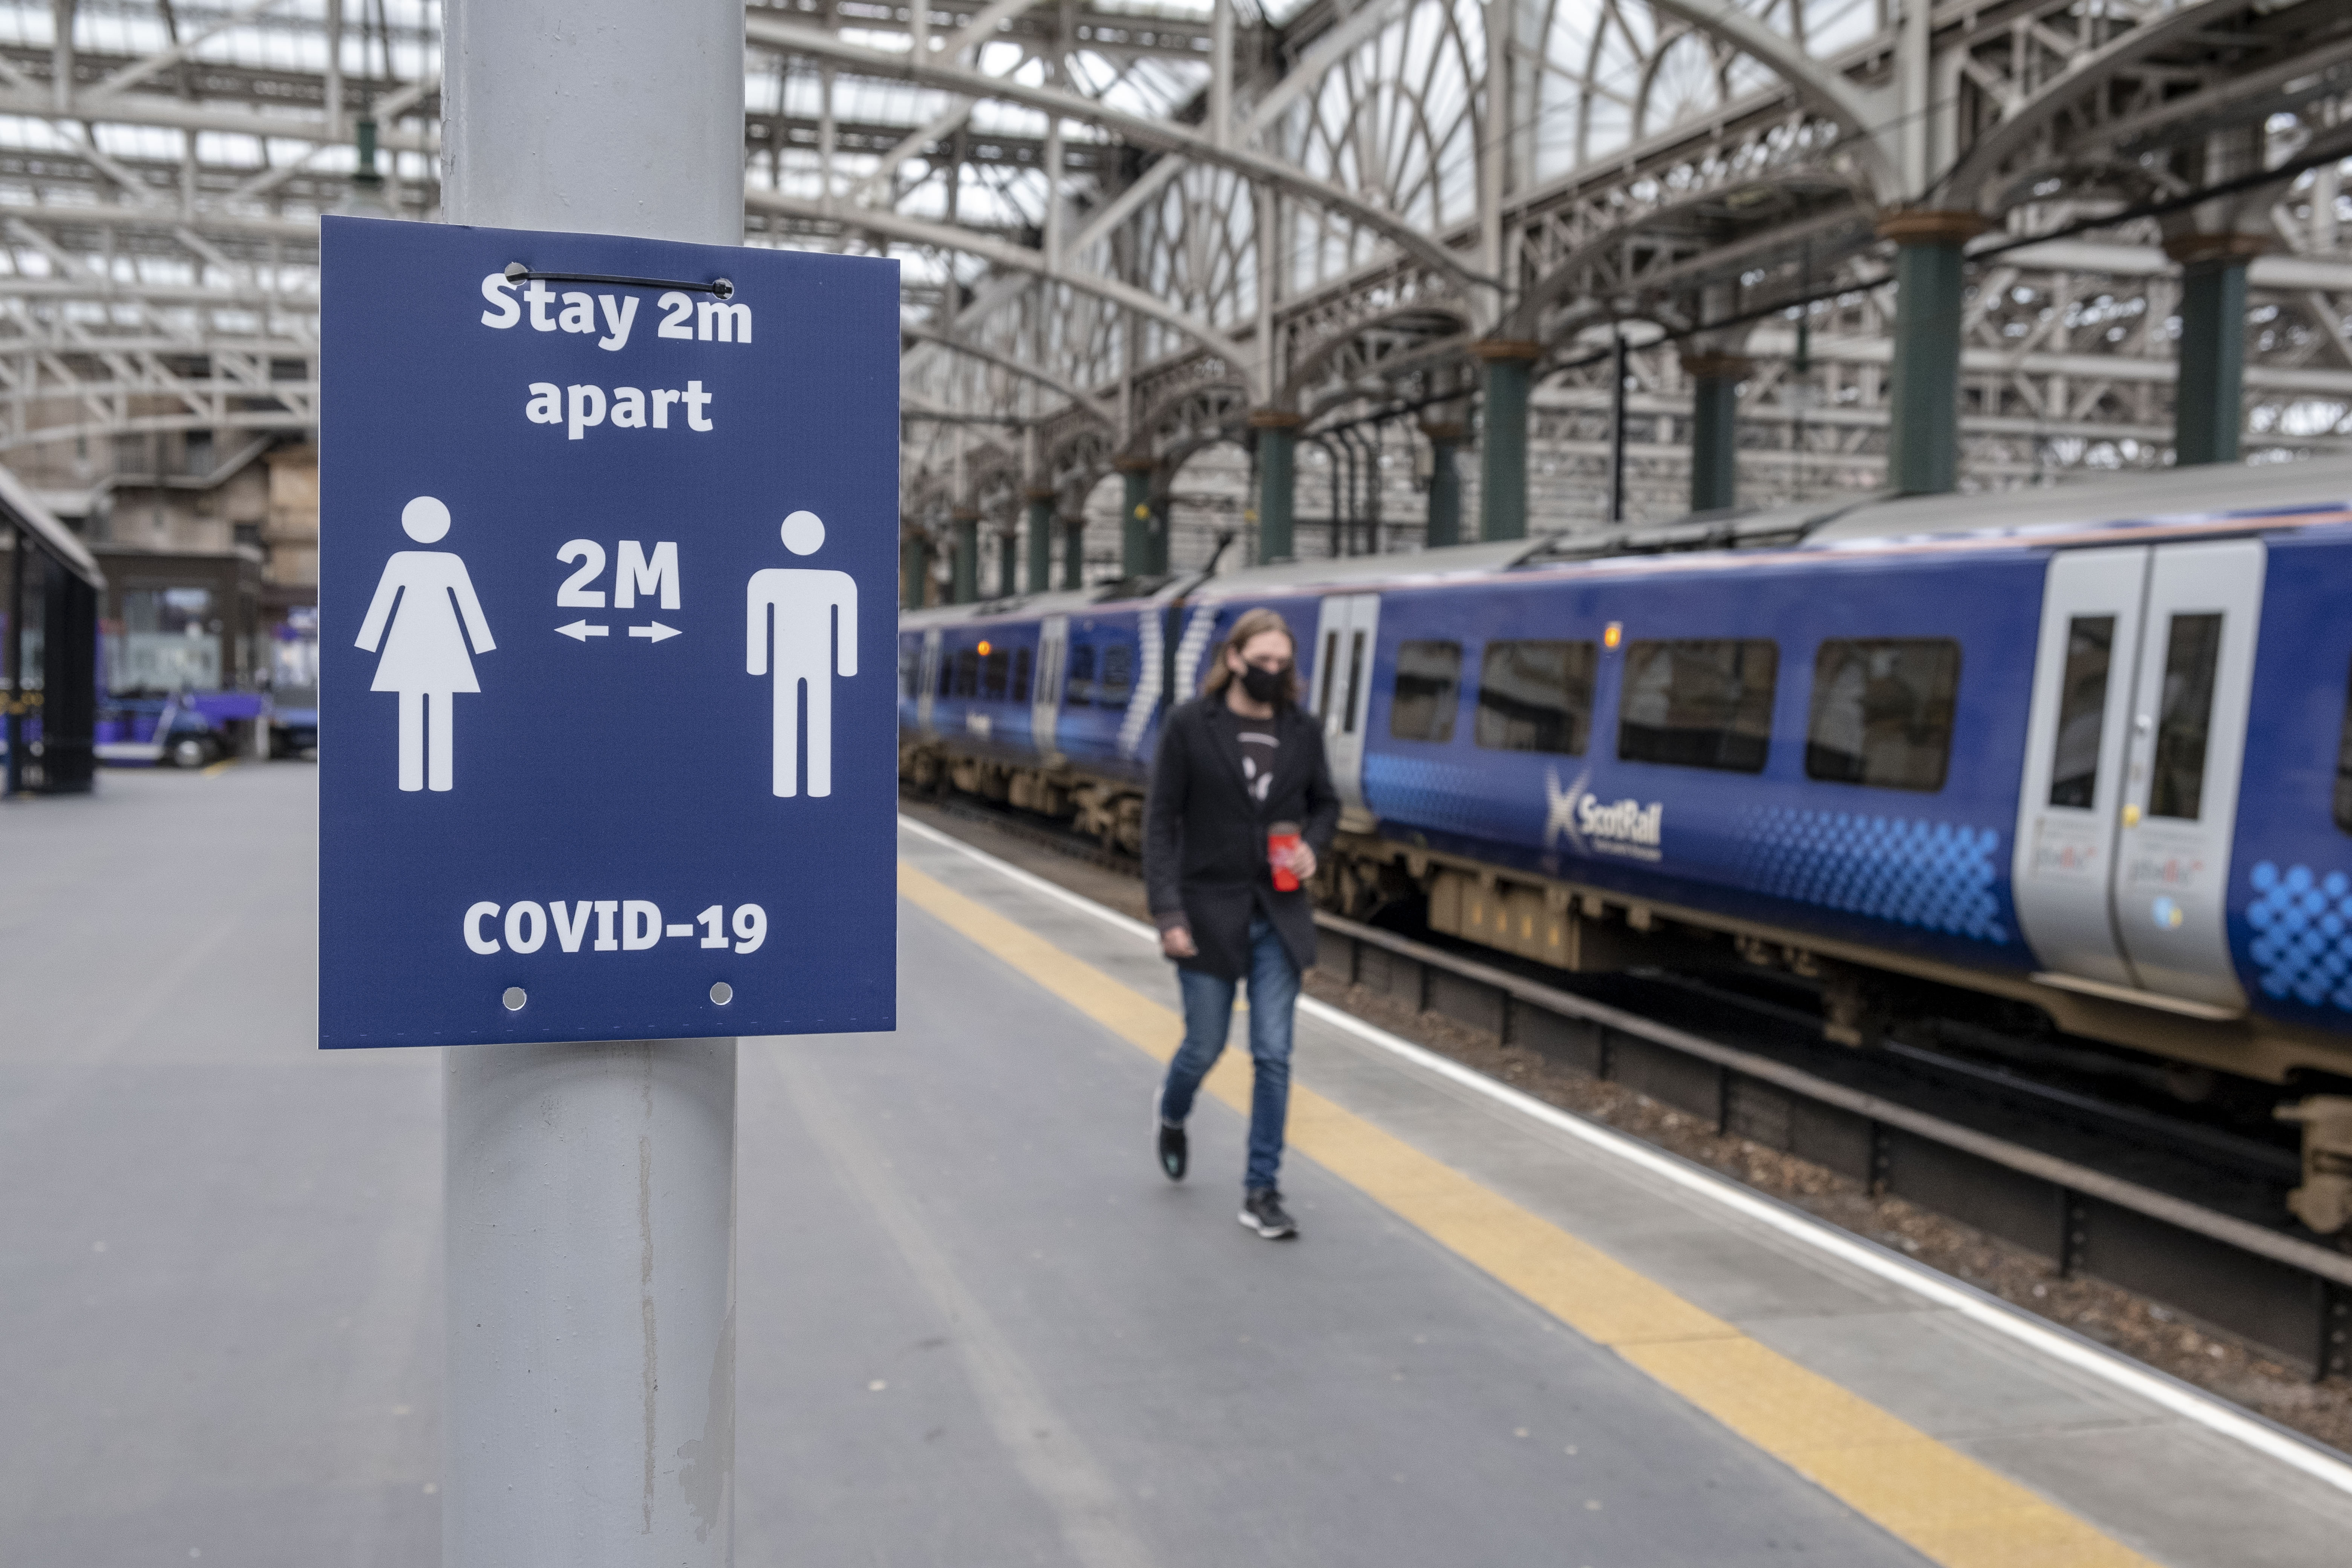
1237, 719, 1278, 807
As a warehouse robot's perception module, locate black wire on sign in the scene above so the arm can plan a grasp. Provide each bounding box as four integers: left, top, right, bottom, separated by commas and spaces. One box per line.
501, 262, 736, 299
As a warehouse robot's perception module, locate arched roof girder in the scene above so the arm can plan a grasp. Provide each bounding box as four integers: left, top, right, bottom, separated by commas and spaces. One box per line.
744, 190, 1239, 379
901, 325, 1116, 428
1131, 376, 1252, 460
1641, 0, 1898, 198
1942, 0, 2275, 209
1499, 176, 1864, 340
897, 0, 1421, 392
1156, 430, 1249, 490
747, 17, 1496, 300
1277, 304, 1473, 407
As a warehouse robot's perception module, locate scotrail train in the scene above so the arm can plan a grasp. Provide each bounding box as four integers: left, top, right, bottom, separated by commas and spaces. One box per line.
897, 456, 2352, 1233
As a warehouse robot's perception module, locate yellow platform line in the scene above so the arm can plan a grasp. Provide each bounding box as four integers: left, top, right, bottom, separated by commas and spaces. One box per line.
898, 860, 2157, 1568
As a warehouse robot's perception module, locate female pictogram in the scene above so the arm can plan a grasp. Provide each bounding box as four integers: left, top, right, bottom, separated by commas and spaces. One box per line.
356, 495, 497, 792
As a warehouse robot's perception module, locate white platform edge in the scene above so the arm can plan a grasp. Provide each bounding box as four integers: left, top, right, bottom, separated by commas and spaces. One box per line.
896, 812, 2352, 1499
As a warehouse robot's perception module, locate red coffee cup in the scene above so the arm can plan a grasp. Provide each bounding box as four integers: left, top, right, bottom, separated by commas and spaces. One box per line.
1268, 821, 1303, 892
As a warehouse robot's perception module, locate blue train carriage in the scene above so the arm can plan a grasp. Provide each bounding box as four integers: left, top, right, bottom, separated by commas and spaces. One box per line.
1309, 460, 2352, 1202
894, 459, 2352, 1226
897, 574, 1196, 852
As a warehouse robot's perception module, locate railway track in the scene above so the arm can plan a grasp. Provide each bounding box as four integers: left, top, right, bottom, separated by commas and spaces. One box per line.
914, 789, 2352, 1383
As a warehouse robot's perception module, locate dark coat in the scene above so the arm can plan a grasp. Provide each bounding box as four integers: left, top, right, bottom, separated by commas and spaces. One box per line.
1143, 694, 1341, 981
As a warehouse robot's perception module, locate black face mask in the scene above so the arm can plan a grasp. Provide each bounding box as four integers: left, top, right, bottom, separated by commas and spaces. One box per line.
1240, 663, 1288, 705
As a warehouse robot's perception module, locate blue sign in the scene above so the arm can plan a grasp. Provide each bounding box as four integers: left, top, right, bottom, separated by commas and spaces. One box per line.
318, 217, 899, 1048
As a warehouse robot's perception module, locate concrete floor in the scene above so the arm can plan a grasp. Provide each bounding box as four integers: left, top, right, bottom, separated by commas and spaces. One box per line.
7, 764, 2349, 1566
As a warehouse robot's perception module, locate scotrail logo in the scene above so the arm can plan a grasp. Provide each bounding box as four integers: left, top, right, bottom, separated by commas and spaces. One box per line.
1545, 767, 1664, 862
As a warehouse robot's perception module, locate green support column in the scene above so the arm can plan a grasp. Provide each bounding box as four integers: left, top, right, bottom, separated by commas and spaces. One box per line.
1115, 456, 1154, 577
1420, 420, 1464, 547
900, 530, 927, 610
1025, 489, 1055, 593
1061, 515, 1086, 590
2168, 234, 2263, 466
950, 508, 980, 604
1682, 353, 1751, 514
1879, 210, 1988, 496
996, 530, 1019, 599
1473, 340, 1541, 541
1249, 409, 1303, 562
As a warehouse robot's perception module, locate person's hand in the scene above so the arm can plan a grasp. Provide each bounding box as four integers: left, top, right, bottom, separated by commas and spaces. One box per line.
1278, 842, 1317, 882
1161, 924, 1198, 959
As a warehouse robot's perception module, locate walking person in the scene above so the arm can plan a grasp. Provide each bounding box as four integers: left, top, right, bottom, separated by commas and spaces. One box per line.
1145, 607, 1339, 1239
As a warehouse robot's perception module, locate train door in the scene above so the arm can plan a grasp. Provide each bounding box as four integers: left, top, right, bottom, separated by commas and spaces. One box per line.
2014, 548, 2150, 987
916, 628, 942, 733
1309, 593, 1380, 815
2012, 542, 2264, 1009
1031, 615, 1067, 758
2109, 539, 2264, 1008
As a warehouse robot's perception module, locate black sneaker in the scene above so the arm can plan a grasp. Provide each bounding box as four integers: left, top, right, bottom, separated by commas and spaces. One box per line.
1239, 1188, 1298, 1240
1156, 1092, 1187, 1182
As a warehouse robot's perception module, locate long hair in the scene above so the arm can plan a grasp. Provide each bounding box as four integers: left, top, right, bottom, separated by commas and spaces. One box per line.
1200, 606, 1302, 706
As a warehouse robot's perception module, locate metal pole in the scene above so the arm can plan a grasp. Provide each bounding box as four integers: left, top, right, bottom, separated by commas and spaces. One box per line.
1473, 340, 1538, 541
1319, 438, 1339, 556
1421, 422, 1462, 548
6, 522, 22, 798
1877, 211, 1986, 496
440, 6, 740, 1567
2171, 243, 2255, 466
1335, 430, 1357, 556
1247, 411, 1299, 564
1024, 489, 1054, 593
1609, 331, 1629, 524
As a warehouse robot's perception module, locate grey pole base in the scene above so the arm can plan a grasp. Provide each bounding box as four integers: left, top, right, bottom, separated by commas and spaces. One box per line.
445, 1039, 738, 1568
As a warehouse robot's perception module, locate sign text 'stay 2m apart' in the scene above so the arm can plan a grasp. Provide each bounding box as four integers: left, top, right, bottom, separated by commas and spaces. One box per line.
316, 216, 900, 1049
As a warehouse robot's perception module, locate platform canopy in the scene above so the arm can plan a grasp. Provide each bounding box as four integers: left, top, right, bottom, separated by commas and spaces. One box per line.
0, 461, 103, 588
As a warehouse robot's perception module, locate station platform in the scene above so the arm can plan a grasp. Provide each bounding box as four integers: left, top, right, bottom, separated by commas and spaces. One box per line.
8, 765, 2352, 1565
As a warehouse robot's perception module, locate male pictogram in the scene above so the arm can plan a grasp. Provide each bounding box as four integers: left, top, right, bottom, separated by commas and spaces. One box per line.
747, 510, 856, 797
357, 495, 496, 792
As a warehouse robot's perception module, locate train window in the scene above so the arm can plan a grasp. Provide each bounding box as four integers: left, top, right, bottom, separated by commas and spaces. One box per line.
1099, 642, 1135, 707
1617, 639, 1778, 773
2335, 658, 2352, 834
1065, 643, 1096, 707
1475, 640, 1596, 756
2149, 612, 2223, 820
2049, 615, 2114, 807
981, 646, 1010, 701
1317, 630, 1340, 717
936, 648, 953, 698
1343, 632, 1366, 733
1805, 640, 1960, 792
1012, 646, 1033, 704
1389, 641, 1462, 742
952, 648, 980, 699
898, 643, 917, 698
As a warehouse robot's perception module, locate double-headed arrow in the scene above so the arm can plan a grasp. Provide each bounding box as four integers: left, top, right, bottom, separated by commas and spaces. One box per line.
557, 620, 680, 643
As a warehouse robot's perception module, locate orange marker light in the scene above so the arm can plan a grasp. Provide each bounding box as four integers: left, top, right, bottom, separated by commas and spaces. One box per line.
1603, 622, 1623, 649
977, 640, 992, 657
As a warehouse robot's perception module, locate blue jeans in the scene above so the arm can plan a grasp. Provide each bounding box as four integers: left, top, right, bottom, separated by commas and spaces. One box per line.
1160, 915, 1300, 1193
